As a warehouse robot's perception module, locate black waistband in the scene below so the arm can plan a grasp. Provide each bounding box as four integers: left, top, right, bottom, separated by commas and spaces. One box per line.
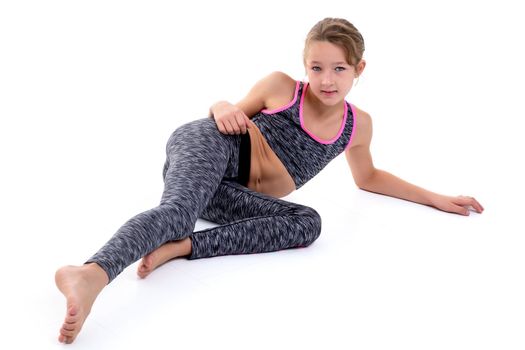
237, 132, 251, 186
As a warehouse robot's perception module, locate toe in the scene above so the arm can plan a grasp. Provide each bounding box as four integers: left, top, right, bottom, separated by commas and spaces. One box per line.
139, 256, 151, 269
62, 322, 76, 331
65, 314, 79, 324
69, 305, 78, 315
144, 254, 154, 267
60, 327, 76, 337
66, 305, 78, 319
137, 263, 148, 276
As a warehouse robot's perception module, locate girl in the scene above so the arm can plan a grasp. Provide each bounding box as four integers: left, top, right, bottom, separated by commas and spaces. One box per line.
55, 17, 484, 344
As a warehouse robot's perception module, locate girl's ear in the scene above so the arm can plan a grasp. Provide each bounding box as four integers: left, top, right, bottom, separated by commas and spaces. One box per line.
357, 59, 366, 76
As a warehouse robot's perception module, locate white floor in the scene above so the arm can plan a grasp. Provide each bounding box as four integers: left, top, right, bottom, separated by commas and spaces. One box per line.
3, 158, 524, 350
1, 1, 524, 349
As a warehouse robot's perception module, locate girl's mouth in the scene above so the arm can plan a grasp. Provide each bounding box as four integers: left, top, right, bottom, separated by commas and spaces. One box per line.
321, 90, 337, 96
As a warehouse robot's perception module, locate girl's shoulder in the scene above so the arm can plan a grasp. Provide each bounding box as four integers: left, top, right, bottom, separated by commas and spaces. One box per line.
350, 104, 370, 123
263, 71, 298, 111
265, 71, 296, 88
347, 103, 372, 148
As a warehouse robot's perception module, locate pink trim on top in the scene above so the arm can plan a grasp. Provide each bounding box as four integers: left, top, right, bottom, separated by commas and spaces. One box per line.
299, 82, 348, 145
261, 81, 301, 114
344, 103, 357, 151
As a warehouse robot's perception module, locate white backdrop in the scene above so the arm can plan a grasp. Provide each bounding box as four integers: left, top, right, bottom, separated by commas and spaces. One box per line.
1, 1, 524, 349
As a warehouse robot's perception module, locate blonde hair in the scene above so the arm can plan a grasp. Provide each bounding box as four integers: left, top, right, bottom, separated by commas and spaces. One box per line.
303, 18, 365, 69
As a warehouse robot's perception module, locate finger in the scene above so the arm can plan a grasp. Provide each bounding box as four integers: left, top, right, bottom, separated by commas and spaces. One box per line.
456, 196, 484, 214
234, 113, 247, 134
216, 121, 227, 134
457, 205, 470, 216
450, 202, 470, 216
245, 116, 252, 128
227, 118, 241, 135
470, 197, 484, 213
229, 114, 242, 135
223, 119, 235, 135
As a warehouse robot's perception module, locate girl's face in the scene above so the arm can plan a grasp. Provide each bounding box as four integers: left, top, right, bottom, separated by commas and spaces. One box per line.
304, 40, 359, 106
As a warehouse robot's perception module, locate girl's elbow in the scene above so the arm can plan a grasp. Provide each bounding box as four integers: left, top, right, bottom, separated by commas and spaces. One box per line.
354, 177, 370, 190
356, 181, 371, 191
353, 170, 378, 190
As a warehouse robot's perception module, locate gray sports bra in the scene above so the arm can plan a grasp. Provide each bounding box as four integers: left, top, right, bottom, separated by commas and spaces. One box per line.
238, 80, 356, 190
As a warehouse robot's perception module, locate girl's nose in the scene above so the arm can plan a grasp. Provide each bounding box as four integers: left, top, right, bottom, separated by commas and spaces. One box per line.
321, 72, 334, 85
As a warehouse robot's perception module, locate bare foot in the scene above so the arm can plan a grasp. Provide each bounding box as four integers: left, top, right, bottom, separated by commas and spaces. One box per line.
137, 238, 191, 279
55, 264, 108, 344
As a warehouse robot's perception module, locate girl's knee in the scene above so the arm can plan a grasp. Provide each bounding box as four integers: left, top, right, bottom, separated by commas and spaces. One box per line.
300, 206, 322, 246
169, 119, 211, 142
167, 118, 234, 151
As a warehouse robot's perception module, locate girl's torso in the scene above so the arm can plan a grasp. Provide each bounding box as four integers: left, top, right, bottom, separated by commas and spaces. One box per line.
240, 80, 356, 198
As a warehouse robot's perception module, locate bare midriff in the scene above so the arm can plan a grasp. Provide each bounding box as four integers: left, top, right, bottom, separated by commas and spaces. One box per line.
246, 120, 296, 198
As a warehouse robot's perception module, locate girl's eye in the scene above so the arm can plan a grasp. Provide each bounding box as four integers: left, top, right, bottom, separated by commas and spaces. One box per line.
311, 66, 321, 71
335, 66, 346, 72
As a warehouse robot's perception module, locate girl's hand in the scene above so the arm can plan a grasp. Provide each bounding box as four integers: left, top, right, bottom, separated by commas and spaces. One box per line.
210, 101, 251, 135
431, 194, 484, 216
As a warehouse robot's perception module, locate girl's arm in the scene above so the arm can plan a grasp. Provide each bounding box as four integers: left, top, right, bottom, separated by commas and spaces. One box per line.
209, 71, 293, 135
345, 109, 484, 216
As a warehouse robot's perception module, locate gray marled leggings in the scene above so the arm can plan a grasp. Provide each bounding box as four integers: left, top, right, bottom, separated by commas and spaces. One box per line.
86, 118, 322, 283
